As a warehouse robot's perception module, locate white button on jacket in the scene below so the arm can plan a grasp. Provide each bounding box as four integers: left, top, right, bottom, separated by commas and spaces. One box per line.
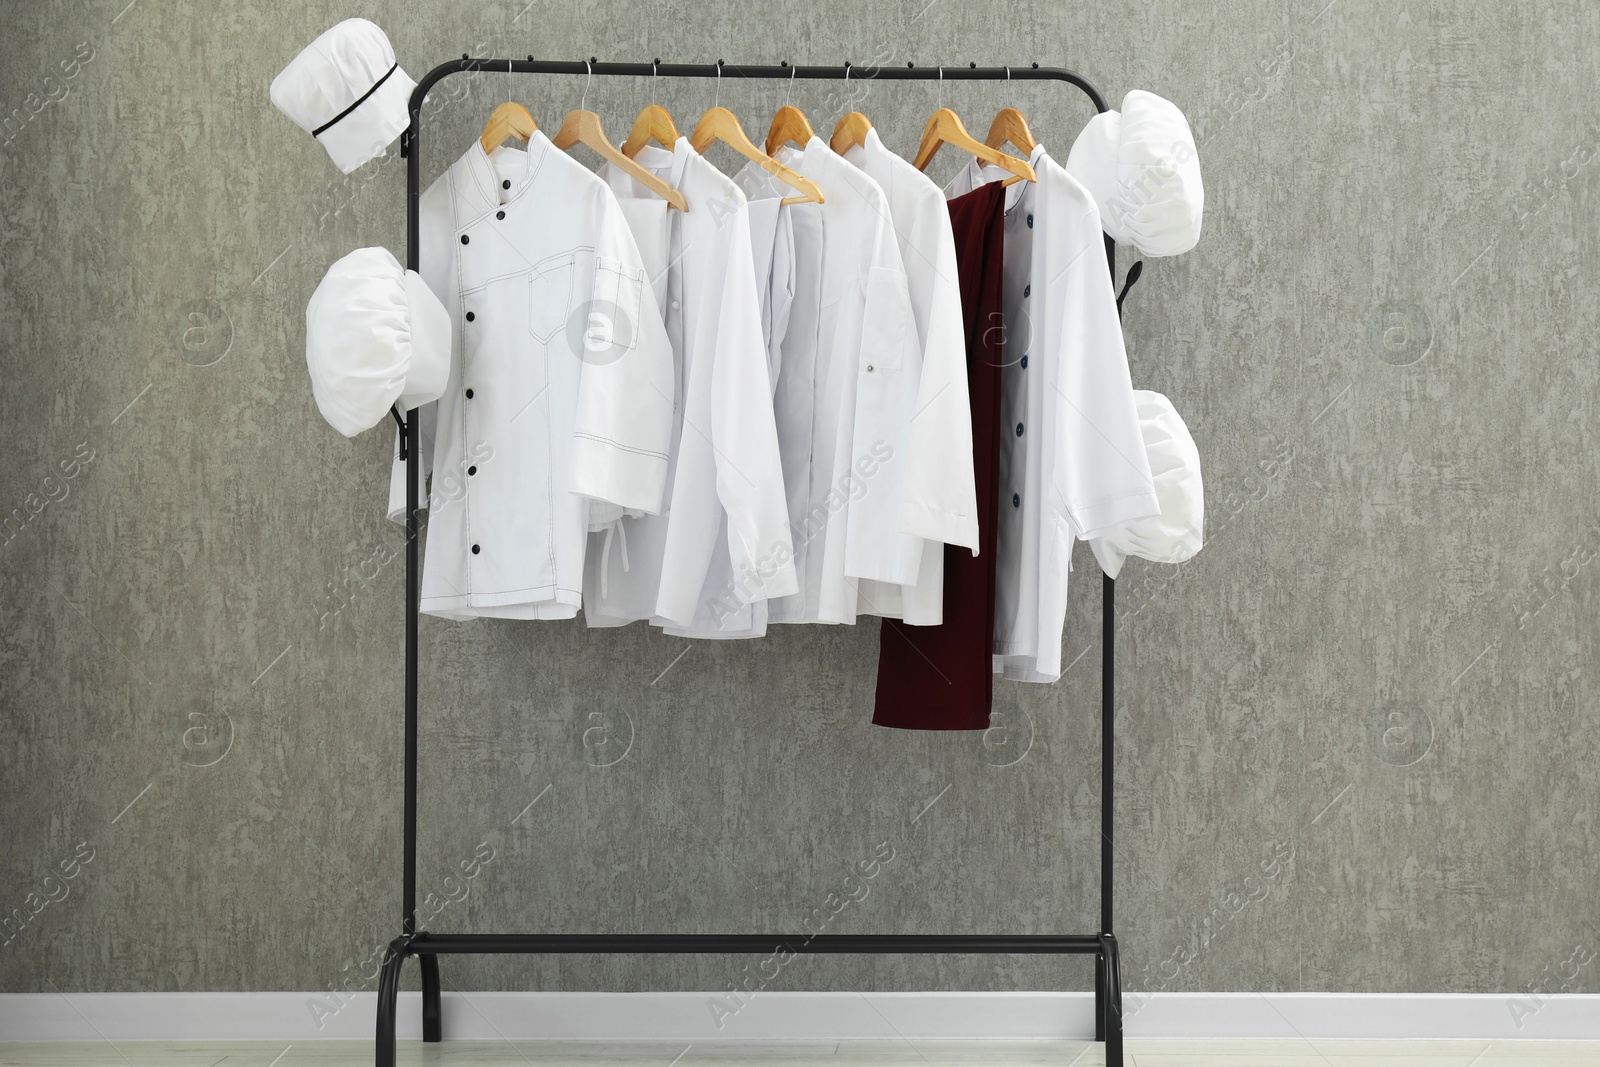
735, 138, 927, 625
946, 144, 1159, 681
843, 128, 980, 626
582, 139, 797, 630
388, 133, 676, 620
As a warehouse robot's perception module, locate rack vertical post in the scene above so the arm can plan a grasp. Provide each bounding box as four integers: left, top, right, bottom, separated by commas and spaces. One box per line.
378, 57, 1126, 1067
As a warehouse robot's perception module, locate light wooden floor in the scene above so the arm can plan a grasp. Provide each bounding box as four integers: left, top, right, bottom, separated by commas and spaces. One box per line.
2, 1040, 1599, 1066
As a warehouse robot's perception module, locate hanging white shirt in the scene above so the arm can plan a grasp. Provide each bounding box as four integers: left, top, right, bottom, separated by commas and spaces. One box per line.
387, 133, 675, 620
946, 144, 1159, 681
583, 138, 797, 629
843, 127, 979, 626
734, 138, 926, 625
657, 187, 801, 640
746, 196, 795, 389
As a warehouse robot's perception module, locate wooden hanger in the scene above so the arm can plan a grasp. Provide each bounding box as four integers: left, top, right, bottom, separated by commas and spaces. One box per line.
624, 60, 679, 158
764, 105, 817, 157
622, 104, 680, 158
984, 107, 1037, 156
691, 105, 824, 206
912, 107, 1037, 184
829, 111, 873, 154
479, 102, 537, 153
554, 108, 688, 211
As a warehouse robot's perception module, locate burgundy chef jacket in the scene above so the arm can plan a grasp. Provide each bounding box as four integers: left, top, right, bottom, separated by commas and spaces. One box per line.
871, 180, 1007, 731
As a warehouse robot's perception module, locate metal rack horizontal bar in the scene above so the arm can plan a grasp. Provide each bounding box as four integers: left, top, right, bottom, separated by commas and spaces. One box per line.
381, 55, 1125, 1067
403, 932, 1109, 954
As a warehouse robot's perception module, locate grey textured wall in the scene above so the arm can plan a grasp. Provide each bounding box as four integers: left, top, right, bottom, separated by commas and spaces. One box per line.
3, 0, 1598, 1023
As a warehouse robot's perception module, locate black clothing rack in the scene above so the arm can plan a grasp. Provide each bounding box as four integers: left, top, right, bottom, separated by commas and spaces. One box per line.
378, 57, 1126, 1067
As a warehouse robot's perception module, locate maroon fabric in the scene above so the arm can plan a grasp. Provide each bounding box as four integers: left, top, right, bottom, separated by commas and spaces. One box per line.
872, 181, 1007, 731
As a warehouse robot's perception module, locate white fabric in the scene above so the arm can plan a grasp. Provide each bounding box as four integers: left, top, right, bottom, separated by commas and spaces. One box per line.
385, 134, 675, 620
657, 188, 800, 640
735, 138, 926, 625
1065, 90, 1203, 257
843, 127, 978, 626
1090, 391, 1204, 579
745, 196, 796, 389
305, 246, 449, 437
947, 144, 1159, 682
270, 18, 415, 175
582, 139, 797, 631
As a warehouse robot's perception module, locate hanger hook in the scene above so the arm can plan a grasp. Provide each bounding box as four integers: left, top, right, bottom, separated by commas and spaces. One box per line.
652, 58, 659, 104
581, 58, 593, 112
938, 66, 943, 111
787, 64, 796, 108
714, 59, 722, 109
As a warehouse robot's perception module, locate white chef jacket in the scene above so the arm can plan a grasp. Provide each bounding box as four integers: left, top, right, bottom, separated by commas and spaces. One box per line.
746, 196, 796, 389
583, 139, 797, 629
946, 144, 1159, 681
843, 128, 979, 626
658, 191, 801, 640
734, 138, 926, 625
387, 134, 675, 620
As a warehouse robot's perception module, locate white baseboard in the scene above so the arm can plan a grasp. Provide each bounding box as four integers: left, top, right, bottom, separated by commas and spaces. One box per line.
1, 991, 1596, 1042
1124, 992, 1600, 1040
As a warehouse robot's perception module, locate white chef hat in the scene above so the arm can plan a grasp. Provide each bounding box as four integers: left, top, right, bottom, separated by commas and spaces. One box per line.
270, 19, 416, 174
1066, 90, 1203, 257
305, 247, 450, 437
1090, 391, 1203, 579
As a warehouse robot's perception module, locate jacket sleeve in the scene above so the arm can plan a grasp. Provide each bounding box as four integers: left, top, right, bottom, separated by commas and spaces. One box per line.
896, 194, 979, 553
1048, 203, 1159, 541
843, 209, 926, 586
569, 188, 676, 514
712, 201, 799, 603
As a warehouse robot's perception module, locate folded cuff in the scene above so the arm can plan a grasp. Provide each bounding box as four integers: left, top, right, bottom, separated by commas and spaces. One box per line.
845, 533, 924, 587
898, 501, 979, 554
1069, 489, 1162, 542
570, 434, 668, 515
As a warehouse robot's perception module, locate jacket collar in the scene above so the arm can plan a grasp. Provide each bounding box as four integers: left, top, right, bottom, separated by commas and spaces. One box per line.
858, 125, 887, 162
772, 134, 826, 172
787, 135, 881, 205
462, 130, 551, 210
947, 141, 1052, 210
606, 135, 694, 200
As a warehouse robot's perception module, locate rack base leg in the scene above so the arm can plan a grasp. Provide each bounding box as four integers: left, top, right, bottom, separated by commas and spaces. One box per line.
374, 937, 409, 1067
420, 953, 442, 1042
1100, 933, 1123, 1067
1094, 948, 1106, 1042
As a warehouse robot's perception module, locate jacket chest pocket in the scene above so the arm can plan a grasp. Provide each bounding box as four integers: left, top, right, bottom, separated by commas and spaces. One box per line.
528, 253, 577, 344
